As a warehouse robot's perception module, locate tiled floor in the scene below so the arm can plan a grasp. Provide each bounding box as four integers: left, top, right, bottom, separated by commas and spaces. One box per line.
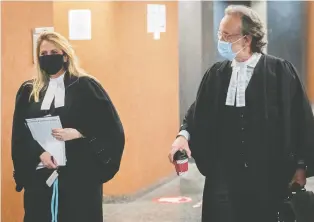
103, 163, 314, 222
103, 163, 204, 222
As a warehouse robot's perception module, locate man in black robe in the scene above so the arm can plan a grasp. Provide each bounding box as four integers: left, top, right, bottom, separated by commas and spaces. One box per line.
169, 5, 314, 222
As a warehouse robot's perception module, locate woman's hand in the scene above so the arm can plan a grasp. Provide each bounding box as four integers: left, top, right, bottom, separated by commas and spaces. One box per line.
52, 128, 83, 141
40, 152, 58, 169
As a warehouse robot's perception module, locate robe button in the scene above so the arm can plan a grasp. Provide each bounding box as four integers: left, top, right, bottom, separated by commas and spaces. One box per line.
241, 127, 244, 131
241, 114, 244, 118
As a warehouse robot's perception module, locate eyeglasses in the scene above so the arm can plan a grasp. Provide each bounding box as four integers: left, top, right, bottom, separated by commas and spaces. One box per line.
217, 31, 242, 42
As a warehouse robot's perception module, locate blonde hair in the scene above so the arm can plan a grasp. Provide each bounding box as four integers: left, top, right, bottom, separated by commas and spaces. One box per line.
30, 31, 91, 102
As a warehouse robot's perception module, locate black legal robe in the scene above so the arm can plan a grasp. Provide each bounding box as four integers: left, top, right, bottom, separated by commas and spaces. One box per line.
11, 73, 125, 222
180, 54, 314, 222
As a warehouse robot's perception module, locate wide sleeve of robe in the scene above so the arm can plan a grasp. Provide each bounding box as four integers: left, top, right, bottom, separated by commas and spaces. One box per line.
11, 81, 45, 191
179, 62, 222, 134
179, 102, 195, 135
179, 62, 223, 176
282, 61, 314, 177
77, 77, 125, 183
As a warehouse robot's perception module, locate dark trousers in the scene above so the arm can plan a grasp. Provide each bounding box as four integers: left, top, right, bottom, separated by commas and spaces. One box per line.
201, 165, 281, 222
23, 167, 103, 222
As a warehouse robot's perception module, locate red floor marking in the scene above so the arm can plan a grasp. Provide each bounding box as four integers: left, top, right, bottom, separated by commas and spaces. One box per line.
153, 196, 192, 204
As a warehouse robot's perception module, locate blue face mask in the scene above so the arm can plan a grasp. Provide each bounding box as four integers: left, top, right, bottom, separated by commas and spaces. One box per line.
217, 37, 245, 61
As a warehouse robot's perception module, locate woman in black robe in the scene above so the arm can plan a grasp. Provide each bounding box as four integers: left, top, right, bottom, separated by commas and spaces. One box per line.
11, 31, 125, 222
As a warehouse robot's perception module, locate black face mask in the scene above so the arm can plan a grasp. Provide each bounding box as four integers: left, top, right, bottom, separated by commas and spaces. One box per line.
39, 54, 65, 75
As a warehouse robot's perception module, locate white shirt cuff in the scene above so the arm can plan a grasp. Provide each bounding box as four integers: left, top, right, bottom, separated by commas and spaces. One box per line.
177, 130, 190, 141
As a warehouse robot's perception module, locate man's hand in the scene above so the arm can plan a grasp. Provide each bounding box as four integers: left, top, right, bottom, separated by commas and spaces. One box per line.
40, 152, 57, 169
290, 168, 306, 187
168, 136, 192, 163
52, 128, 82, 141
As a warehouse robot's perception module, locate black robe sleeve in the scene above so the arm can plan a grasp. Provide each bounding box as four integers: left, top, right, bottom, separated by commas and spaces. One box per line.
178, 62, 222, 176
78, 77, 125, 183
283, 61, 314, 177
179, 62, 221, 134
11, 81, 45, 191
179, 102, 195, 134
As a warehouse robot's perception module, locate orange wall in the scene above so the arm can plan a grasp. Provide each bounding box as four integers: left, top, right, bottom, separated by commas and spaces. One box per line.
307, 1, 314, 102
2, 1, 178, 221
1, 2, 54, 222
52, 1, 178, 195
111, 1, 179, 194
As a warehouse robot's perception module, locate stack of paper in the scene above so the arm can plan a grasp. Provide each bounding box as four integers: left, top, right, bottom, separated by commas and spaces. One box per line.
26, 116, 66, 169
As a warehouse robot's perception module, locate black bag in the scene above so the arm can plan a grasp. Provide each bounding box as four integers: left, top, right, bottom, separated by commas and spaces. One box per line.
279, 183, 314, 222
278, 197, 296, 222
290, 187, 314, 222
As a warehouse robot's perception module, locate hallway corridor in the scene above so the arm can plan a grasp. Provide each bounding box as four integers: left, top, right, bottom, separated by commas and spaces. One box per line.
103, 163, 204, 222
103, 163, 314, 222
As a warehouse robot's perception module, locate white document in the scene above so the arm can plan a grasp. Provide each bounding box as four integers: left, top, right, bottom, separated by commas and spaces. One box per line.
26, 116, 66, 169
68, 9, 92, 40
147, 4, 166, 34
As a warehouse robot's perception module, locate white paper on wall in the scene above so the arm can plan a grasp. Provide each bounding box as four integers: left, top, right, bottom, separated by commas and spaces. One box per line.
147, 4, 166, 34
68, 9, 92, 40
153, 31, 160, 40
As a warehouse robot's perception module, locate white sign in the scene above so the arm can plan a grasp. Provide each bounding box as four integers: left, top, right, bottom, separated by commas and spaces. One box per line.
147, 4, 166, 40
68, 9, 92, 40
32, 27, 54, 63
153, 31, 160, 40
158, 5, 166, 33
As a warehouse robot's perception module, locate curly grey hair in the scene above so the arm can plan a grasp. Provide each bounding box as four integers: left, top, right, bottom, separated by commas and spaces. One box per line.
225, 5, 267, 53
